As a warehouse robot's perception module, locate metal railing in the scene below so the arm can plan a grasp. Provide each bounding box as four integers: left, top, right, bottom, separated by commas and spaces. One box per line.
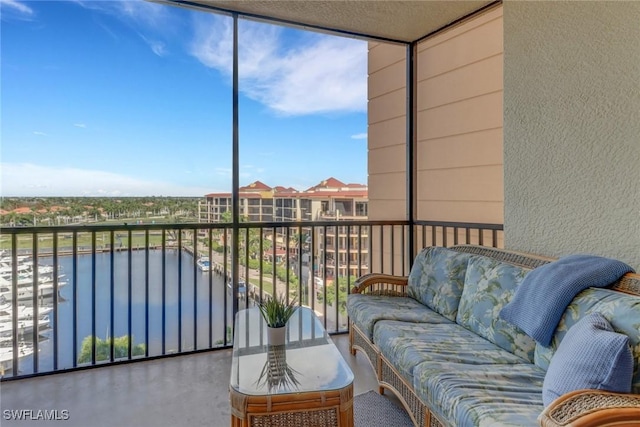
0, 220, 502, 379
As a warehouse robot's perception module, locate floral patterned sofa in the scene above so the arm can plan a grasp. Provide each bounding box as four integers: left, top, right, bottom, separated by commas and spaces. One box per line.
347, 245, 640, 427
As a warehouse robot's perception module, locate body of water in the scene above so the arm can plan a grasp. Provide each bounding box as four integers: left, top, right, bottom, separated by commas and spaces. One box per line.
16, 249, 241, 375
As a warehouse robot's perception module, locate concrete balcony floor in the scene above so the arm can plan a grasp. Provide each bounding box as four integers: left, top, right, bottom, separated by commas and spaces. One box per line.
0, 334, 387, 427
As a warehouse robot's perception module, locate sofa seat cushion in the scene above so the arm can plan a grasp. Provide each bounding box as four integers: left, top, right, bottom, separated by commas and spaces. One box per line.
407, 247, 474, 321
456, 255, 536, 362
414, 361, 546, 427
373, 320, 526, 384
347, 294, 451, 339
534, 287, 640, 393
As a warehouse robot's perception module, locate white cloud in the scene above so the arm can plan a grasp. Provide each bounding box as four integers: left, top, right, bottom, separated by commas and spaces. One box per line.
1, 163, 212, 197
74, 123, 87, 128
70, 2, 367, 115
191, 16, 367, 116
149, 41, 167, 57
73, 0, 172, 57
140, 34, 167, 57
115, 0, 167, 28
1, 0, 33, 16
351, 133, 367, 140
33, 131, 47, 136
74, 0, 166, 28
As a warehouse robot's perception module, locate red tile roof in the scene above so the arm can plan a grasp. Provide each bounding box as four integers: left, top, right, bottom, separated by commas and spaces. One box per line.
204, 177, 367, 199
240, 181, 272, 191
305, 177, 346, 192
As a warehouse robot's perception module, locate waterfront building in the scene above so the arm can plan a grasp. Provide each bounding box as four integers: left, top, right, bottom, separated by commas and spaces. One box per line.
198, 177, 367, 224
198, 178, 369, 278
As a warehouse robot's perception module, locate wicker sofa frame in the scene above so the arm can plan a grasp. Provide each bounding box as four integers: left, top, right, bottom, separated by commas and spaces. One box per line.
348, 245, 640, 427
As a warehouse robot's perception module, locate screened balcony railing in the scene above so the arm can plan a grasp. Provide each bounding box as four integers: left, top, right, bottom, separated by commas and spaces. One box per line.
0, 220, 502, 380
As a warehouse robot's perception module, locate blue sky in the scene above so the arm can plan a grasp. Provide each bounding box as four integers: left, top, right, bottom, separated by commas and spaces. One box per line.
1, 0, 368, 197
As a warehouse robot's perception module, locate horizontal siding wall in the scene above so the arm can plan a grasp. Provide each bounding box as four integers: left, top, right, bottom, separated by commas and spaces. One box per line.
368, 41, 407, 273
416, 5, 504, 225
368, 41, 407, 223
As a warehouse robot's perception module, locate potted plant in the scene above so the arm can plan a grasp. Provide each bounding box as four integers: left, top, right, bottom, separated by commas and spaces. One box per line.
257, 293, 298, 345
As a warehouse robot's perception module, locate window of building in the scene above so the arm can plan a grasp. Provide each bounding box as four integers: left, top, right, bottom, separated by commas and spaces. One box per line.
355, 202, 368, 217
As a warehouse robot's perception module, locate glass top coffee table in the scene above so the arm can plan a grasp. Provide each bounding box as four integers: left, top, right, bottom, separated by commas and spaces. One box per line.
229, 306, 354, 427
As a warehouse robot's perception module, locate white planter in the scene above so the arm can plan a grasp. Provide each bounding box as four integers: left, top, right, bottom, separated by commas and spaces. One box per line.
267, 326, 286, 346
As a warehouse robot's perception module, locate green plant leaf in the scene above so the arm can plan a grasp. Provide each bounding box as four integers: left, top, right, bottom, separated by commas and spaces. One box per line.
257, 293, 299, 327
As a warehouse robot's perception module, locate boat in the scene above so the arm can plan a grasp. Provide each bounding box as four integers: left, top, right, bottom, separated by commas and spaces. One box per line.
0, 303, 53, 323
0, 317, 51, 338
227, 279, 247, 298
0, 280, 67, 304
196, 257, 212, 272
0, 254, 66, 303
0, 254, 56, 281
0, 342, 35, 375
0, 254, 56, 375
0, 251, 59, 291
0, 271, 64, 288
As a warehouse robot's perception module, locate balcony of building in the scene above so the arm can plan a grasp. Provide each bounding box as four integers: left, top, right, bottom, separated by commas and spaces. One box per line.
0, 219, 501, 426
0, 220, 502, 378
1, 1, 638, 426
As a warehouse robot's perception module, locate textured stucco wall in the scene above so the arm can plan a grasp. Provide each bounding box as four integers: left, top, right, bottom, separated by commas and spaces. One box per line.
504, 2, 640, 268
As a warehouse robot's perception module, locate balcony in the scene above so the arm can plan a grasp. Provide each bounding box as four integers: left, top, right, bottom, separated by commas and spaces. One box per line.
1, 0, 635, 426
0, 219, 501, 426
0, 220, 501, 380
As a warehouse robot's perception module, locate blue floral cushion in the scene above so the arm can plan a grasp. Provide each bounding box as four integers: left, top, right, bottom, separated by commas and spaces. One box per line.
542, 312, 633, 406
534, 288, 640, 394
346, 294, 451, 340
414, 361, 546, 427
373, 320, 525, 384
456, 256, 536, 362
407, 247, 474, 321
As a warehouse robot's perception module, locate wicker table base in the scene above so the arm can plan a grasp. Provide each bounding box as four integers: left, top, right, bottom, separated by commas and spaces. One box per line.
230, 384, 354, 427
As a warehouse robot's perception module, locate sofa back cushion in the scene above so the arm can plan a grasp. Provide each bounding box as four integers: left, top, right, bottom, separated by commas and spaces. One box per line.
534, 287, 640, 394
407, 247, 473, 321
456, 255, 537, 362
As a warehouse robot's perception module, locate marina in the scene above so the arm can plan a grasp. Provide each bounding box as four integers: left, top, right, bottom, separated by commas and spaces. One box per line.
0, 251, 68, 304
0, 246, 343, 377
0, 252, 60, 374
0, 249, 234, 377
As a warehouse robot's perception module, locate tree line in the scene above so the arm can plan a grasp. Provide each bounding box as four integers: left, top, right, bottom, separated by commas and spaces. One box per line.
0, 196, 200, 226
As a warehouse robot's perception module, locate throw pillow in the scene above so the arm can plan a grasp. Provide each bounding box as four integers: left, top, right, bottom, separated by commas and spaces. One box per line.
542, 312, 633, 407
